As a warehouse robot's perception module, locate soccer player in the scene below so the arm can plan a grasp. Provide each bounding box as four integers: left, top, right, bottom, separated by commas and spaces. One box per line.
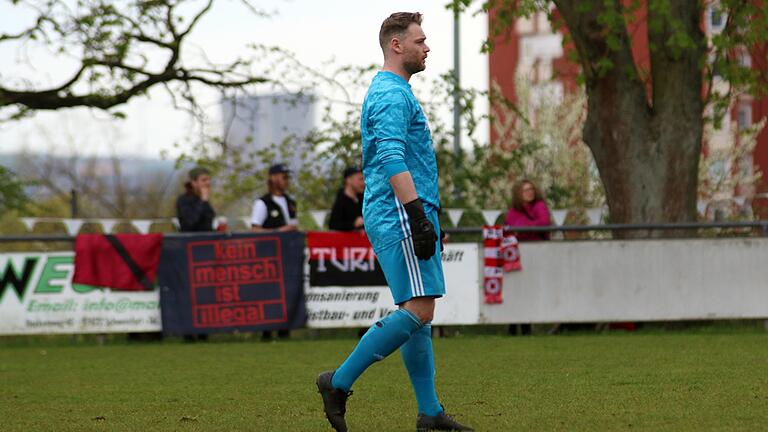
316, 12, 473, 432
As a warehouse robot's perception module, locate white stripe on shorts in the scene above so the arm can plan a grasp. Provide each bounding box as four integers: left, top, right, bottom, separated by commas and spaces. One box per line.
406, 236, 425, 296
400, 240, 420, 297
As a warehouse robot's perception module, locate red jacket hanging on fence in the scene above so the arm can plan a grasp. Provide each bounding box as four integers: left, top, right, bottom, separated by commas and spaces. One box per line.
73, 233, 163, 291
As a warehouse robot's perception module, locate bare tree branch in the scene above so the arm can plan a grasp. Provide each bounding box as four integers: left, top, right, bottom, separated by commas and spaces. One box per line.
0, 0, 269, 119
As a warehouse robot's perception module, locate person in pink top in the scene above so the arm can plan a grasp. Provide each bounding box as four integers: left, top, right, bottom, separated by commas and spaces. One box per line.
505, 179, 552, 241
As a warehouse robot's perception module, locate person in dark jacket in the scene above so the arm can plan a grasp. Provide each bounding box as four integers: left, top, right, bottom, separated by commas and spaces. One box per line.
176, 167, 215, 232
175, 167, 214, 342
328, 166, 365, 231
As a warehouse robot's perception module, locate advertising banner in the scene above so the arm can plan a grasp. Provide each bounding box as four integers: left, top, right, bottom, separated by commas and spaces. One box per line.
157, 232, 306, 335
0, 253, 161, 334
305, 243, 480, 328
0, 240, 479, 334
307, 231, 386, 286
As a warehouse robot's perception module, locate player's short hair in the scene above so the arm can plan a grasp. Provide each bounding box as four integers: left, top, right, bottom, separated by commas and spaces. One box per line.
379, 12, 423, 53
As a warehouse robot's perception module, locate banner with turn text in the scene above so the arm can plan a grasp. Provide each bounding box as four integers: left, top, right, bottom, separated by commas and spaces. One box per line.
307, 231, 386, 286
157, 232, 306, 335
305, 231, 481, 327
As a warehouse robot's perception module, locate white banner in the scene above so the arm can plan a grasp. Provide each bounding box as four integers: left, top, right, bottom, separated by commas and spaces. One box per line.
551, 209, 568, 226
305, 243, 480, 328
0, 253, 161, 335
309, 210, 328, 229
446, 208, 464, 227
1, 245, 481, 334
481, 210, 503, 226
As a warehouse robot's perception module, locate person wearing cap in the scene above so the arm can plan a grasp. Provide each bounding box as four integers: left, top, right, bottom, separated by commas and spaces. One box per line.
328, 166, 365, 231
250, 162, 297, 341
250, 163, 298, 233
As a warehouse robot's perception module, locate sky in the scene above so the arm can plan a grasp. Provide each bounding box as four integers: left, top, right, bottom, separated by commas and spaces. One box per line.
0, 0, 490, 159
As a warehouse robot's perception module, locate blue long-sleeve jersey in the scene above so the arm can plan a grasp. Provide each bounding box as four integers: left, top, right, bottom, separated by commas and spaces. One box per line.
361, 71, 440, 251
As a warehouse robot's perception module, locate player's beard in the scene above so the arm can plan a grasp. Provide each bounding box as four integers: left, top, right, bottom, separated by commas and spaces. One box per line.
403, 55, 426, 75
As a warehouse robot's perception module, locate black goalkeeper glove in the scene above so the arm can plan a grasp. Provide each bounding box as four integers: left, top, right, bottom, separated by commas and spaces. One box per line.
404, 198, 437, 260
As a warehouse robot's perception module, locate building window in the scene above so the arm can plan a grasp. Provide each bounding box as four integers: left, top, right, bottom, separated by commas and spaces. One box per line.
710, 7, 725, 31
737, 103, 752, 131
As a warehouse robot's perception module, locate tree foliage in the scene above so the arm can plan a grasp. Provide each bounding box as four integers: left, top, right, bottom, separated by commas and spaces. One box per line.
0, 0, 269, 121
0, 165, 29, 213
450, 0, 768, 225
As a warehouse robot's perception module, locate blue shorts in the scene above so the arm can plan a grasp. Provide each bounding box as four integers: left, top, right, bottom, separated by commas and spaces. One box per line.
373, 211, 445, 305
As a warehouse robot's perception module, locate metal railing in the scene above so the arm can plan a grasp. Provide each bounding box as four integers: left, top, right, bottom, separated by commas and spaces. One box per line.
1, 220, 766, 244
445, 220, 768, 237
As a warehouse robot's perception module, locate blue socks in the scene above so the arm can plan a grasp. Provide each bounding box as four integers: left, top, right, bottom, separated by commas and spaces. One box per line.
332, 308, 423, 391
401, 323, 443, 416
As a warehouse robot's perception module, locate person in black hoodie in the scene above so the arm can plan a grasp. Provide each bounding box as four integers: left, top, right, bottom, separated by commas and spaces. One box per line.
328, 166, 365, 231
176, 167, 215, 232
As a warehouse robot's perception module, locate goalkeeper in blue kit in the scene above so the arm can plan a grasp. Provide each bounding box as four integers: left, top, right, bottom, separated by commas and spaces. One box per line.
316, 12, 473, 432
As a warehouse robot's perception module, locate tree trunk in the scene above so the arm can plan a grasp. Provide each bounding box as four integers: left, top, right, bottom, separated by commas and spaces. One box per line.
554, 0, 706, 228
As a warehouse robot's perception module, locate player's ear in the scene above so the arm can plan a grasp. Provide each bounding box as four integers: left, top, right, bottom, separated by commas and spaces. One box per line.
391, 37, 403, 54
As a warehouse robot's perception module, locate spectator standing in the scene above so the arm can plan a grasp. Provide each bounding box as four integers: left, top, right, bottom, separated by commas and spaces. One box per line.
175, 167, 214, 342
505, 179, 552, 336
250, 163, 298, 233
328, 166, 365, 231
250, 162, 297, 341
176, 167, 215, 232
329, 166, 368, 339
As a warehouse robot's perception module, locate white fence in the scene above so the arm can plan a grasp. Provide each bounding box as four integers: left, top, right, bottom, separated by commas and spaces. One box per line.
481, 237, 768, 323
1, 238, 766, 335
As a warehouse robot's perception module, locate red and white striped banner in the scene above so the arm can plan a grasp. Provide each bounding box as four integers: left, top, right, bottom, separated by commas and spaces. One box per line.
482, 225, 522, 304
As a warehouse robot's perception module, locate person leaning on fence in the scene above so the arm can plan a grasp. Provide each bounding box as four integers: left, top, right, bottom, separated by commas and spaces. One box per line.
504, 179, 552, 241
250, 162, 297, 341
176, 167, 216, 232
328, 165, 365, 231
175, 167, 215, 342
505, 179, 552, 336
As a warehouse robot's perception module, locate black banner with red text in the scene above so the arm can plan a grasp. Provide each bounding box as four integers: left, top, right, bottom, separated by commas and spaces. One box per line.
158, 232, 305, 335
307, 231, 386, 287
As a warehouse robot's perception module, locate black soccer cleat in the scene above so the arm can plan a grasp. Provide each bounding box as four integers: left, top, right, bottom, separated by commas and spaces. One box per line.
416, 410, 474, 431
316, 370, 352, 432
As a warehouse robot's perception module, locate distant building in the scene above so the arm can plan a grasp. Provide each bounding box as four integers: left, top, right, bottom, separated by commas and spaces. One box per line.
489, 3, 768, 219
221, 93, 317, 171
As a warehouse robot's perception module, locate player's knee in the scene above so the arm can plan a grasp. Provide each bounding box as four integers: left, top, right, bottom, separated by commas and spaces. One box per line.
412, 308, 433, 324
402, 297, 435, 324
420, 311, 434, 324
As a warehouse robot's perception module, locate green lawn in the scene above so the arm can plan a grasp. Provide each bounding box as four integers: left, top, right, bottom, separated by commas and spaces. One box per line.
1, 333, 767, 431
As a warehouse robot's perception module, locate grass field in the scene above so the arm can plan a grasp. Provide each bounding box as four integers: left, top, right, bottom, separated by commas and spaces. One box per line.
1, 331, 767, 431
